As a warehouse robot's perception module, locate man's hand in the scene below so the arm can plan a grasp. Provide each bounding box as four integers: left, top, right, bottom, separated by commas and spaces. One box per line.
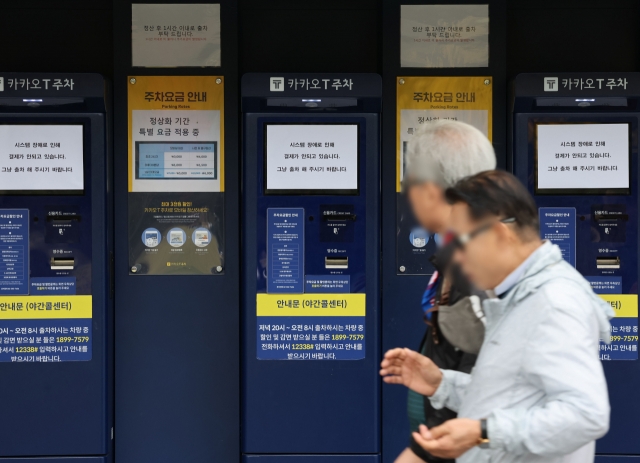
379, 348, 443, 396
412, 419, 482, 459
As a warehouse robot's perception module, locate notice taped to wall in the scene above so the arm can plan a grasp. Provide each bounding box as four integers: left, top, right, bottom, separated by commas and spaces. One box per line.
265, 124, 358, 194
536, 123, 630, 192
400, 4, 489, 68
132, 3, 221, 67
0, 125, 84, 193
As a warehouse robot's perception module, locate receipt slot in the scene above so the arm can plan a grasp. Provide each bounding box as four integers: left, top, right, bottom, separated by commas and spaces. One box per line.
512, 73, 640, 458
0, 74, 112, 462
242, 74, 381, 461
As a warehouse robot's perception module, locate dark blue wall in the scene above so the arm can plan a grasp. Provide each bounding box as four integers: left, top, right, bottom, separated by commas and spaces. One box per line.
111, 2, 239, 462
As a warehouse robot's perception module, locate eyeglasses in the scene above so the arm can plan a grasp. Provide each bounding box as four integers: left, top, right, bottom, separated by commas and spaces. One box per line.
451, 217, 516, 250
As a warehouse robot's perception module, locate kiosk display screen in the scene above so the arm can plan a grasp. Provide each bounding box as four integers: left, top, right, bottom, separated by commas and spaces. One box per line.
0, 124, 84, 194
265, 123, 359, 195
536, 123, 630, 195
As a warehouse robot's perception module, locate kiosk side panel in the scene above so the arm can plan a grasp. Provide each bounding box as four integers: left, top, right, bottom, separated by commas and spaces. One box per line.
513, 72, 640, 456
113, 1, 240, 462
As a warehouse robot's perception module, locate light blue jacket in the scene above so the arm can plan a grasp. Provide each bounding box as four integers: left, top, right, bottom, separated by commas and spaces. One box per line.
429, 241, 614, 463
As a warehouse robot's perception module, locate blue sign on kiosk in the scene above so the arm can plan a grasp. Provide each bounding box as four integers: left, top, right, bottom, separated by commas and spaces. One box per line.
539, 207, 576, 267
242, 73, 381, 460
0, 73, 112, 462
512, 73, 640, 458
0, 209, 29, 295
267, 207, 304, 293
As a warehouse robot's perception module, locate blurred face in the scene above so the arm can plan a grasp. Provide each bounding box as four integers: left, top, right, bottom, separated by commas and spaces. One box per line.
406, 180, 448, 232
448, 203, 512, 290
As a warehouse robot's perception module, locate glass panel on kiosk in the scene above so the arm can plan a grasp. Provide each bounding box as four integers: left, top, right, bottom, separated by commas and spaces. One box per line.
256, 117, 367, 315
522, 116, 636, 283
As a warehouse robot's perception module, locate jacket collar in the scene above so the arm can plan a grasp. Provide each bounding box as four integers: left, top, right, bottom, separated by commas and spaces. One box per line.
486, 241, 559, 303
493, 243, 547, 297
482, 241, 614, 342
483, 241, 565, 326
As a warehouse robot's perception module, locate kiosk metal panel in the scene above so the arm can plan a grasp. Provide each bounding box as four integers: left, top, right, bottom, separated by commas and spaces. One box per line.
242, 73, 381, 457
513, 72, 640, 456
0, 73, 112, 461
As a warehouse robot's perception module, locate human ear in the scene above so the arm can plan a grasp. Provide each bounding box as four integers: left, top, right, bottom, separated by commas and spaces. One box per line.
495, 221, 517, 244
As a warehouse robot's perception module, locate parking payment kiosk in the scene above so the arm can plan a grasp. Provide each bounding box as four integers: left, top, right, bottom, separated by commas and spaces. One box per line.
513, 73, 640, 459
0, 74, 112, 461
242, 74, 381, 461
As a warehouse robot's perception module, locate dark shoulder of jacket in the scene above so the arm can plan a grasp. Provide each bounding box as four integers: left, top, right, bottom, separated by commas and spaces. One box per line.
429, 242, 454, 273
429, 243, 482, 305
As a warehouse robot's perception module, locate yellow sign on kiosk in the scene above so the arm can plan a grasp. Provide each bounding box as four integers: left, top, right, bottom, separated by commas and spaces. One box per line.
257, 293, 366, 317
126, 76, 226, 276
600, 294, 638, 318
127, 75, 225, 193
396, 76, 493, 192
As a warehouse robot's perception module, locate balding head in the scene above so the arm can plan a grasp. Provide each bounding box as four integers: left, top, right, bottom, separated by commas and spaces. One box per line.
405, 120, 496, 189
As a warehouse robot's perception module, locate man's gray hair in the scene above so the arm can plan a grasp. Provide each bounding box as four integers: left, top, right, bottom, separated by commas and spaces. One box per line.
405, 120, 496, 188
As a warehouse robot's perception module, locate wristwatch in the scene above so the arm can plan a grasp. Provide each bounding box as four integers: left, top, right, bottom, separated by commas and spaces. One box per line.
477, 418, 490, 449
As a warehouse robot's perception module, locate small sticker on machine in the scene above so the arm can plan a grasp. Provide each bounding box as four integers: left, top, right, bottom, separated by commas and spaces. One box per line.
539, 207, 576, 267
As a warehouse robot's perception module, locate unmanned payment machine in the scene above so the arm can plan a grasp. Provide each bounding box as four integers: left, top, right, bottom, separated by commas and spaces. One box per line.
241, 73, 381, 461
0, 73, 112, 462
512, 72, 640, 458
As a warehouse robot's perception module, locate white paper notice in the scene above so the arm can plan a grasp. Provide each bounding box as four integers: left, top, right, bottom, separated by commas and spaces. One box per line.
399, 110, 488, 182
0, 125, 83, 191
537, 124, 629, 190
266, 125, 358, 192
401, 5, 489, 68
131, 110, 221, 192
132, 4, 221, 67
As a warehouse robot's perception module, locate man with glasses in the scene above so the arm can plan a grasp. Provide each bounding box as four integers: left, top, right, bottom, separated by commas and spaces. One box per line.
381, 170, 613, 463
395, 120, 496, 463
